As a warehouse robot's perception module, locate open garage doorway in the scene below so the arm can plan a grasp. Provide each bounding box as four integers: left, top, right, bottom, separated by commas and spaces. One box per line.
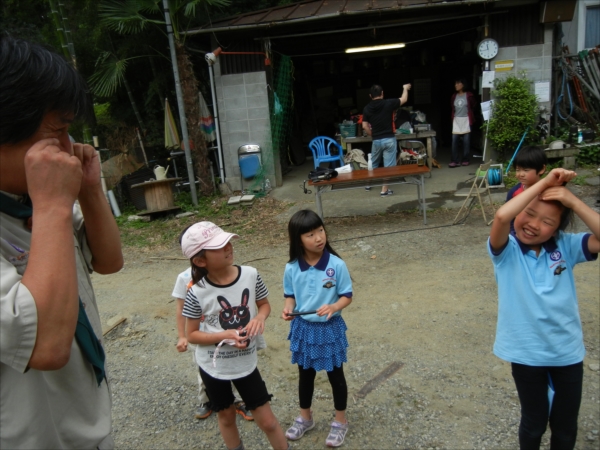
270, 18, 486, 164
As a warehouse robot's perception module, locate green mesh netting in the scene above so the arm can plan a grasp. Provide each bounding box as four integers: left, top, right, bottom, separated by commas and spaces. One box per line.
242, 53, 294, 195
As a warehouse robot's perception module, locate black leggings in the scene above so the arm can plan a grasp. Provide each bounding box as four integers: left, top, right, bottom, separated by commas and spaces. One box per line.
511, 362, 583, 450
298, 364, 347, 411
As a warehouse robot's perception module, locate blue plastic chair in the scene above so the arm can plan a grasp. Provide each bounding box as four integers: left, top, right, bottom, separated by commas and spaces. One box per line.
308, 136, 345, 170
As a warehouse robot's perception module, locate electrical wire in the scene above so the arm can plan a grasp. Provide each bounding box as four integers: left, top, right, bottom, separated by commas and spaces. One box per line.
203, 2, 228, 50
274, 27, 479, 58
330, 221, 461, 243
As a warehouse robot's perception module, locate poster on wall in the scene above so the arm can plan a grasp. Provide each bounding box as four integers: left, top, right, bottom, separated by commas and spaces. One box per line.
482, 71, 495, 89
535, 81, 550, 102
481, 100, 493, 121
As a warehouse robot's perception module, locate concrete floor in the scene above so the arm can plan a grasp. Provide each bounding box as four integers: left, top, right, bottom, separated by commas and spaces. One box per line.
271, 147, 508, 218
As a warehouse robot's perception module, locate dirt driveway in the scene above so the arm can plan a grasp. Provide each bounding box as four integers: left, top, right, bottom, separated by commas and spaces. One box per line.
93, 186, 600, 449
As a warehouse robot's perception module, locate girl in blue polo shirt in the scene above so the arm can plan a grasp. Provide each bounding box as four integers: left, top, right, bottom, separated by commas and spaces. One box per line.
282, 210, 353, 448
489, 168, 600, 450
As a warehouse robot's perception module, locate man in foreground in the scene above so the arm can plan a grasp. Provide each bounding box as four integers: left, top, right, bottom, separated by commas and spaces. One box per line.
0, 35, 123, 448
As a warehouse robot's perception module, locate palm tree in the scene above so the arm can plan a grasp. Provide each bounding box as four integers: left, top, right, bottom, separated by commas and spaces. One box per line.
96, 0, 229, 197
88, 50, 147, 132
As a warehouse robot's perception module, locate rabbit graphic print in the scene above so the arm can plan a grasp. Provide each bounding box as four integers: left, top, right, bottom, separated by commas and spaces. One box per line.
218, 289, 250, 348
184, 266, 264, 379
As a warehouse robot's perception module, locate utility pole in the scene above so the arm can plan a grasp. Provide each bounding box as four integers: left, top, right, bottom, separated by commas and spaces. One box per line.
162, 0, 198, 206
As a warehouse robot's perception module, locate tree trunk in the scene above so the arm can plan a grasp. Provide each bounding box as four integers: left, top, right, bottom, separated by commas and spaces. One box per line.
123, 75, 146, 133
175, 41, 213, 196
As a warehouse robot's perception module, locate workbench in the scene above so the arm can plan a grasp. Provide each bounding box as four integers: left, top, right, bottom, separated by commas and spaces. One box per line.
308, 165, 430, 223
340, 130, 437, 173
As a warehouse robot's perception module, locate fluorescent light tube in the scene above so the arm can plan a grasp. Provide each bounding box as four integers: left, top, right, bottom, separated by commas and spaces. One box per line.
345, 43, 406, 53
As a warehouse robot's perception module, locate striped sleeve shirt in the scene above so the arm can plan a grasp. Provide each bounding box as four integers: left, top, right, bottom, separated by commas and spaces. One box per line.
182, 270, 269, 319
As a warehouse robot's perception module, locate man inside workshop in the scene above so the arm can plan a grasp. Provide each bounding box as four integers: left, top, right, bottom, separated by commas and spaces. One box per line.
0, 35, 123, 448
362, 83, 412, 196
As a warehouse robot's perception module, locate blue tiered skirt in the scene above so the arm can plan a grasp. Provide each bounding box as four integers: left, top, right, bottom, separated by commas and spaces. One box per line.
287, 315, 348, 372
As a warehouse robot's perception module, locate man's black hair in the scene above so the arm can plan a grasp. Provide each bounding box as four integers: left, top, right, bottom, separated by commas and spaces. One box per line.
514, 146, 548, 173
0, 34, 91, 145
370, 84, 383, 98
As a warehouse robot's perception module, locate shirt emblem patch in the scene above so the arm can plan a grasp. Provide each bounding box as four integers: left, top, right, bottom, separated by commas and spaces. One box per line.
326, 268, 335, 277
323, 281, 336, 289
549, 250, 562, 261
554, 266, 566, 276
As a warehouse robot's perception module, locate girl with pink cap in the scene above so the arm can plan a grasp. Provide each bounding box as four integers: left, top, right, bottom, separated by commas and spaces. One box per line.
180, 221, 287, 450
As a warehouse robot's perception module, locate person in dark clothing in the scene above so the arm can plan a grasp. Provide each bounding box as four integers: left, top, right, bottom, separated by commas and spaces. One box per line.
449, 78, 478, 167
362, 83, 411, 196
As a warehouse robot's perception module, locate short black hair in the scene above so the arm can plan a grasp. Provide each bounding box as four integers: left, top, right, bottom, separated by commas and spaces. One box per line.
287, 209, 341, 263
0, 34, 91, 145
455, 78, 468, 89
514, 146, 548, 173
370, 84, 383, 98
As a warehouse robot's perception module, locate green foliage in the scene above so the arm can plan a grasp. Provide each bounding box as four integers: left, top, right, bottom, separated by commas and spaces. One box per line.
487, 73, 539, 160
99, 0, 163, 35
89, 52, 129, 97
4, 0, 282, 162
576, 144, 600, 166
503, 172, 518, 189
183, 0, 231, 17
94, 103, 112, 125
570, 175, 588, 186
116, 192, 236, 248
546, 126, 570, 144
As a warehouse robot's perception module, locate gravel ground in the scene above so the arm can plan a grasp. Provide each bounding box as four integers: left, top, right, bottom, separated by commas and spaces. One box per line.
93, 185, 600, 449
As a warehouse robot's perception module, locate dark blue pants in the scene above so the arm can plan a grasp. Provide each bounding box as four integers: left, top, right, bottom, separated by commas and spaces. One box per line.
511, 362, 583, 450
451, 133, 470, 163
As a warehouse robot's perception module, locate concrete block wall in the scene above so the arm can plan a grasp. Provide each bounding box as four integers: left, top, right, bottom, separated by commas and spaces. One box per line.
213, 63, 274, 192
490, 24, 554, 112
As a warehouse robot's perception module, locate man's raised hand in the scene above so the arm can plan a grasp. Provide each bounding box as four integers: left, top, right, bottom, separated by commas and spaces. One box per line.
24, 138, 82, 211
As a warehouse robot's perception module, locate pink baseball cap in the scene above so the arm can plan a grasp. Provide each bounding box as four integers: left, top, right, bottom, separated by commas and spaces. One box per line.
181, 221, 238, 258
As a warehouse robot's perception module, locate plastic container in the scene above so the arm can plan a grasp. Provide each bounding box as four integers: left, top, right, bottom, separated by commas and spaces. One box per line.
263, 178, 271, 191
339, 123, 357, 138
367, 153, 373, 171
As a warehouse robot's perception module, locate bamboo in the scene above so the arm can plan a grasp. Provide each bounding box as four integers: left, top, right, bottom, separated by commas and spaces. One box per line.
57, 0, 76, 67
47, 0, 70, 61
136, 128, 149, 167
124, 76, 146, 132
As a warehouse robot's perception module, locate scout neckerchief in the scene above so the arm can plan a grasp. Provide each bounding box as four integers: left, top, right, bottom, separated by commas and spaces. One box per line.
0, 192, 106, 386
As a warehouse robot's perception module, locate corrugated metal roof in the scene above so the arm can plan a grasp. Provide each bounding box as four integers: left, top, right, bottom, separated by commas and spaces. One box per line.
186, 0, 501, 35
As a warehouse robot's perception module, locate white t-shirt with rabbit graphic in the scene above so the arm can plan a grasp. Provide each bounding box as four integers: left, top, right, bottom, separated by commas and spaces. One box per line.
182, 265, 268, 380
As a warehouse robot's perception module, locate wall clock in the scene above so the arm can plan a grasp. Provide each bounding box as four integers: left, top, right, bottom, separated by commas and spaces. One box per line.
477, 38, 499, 60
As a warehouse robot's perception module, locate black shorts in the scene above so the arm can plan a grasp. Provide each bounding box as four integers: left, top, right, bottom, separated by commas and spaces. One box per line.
199, 366, 273, 413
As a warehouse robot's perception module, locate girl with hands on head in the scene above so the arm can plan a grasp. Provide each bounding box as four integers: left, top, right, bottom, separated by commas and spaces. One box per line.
488, 168, 599, 449
282, 210, 353, 448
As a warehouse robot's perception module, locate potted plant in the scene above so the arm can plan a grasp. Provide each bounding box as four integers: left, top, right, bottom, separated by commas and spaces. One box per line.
486, 73, 539, 161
